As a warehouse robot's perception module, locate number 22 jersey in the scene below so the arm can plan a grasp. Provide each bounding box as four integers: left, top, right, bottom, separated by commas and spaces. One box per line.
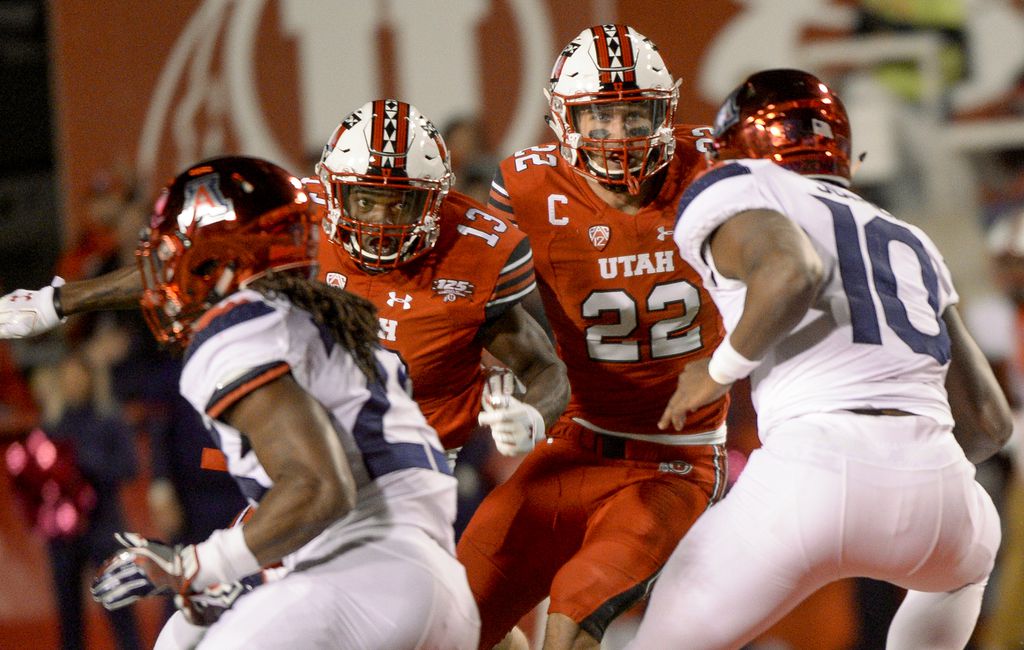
489, 127, 727, 438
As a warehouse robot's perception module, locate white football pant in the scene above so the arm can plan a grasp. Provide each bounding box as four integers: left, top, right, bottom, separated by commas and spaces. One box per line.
157, 525, 480, 650
627, 412, 1000, 650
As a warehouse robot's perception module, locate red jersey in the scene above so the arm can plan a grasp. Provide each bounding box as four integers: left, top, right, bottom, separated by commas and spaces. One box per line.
314, 189, 535, 450
488, 126, 727, 437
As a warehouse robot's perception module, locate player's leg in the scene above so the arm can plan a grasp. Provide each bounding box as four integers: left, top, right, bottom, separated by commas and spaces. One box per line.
197, 528, 479, 649
544, 445, 725, 650
883, 461, 1001, 649
457, 440, 577, 649
886, 582, 988, 650
492, 626, 530, 650
626, 444, 839, 649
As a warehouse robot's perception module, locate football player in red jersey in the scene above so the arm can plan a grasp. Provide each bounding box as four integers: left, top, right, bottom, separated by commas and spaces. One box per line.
455, 25, 730, 650
0, 99, 568, 461
310, 99, 567, 456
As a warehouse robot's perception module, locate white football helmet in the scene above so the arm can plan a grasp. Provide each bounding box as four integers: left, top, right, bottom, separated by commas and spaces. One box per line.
546, 25, 680, 194
317, 99, 453, 273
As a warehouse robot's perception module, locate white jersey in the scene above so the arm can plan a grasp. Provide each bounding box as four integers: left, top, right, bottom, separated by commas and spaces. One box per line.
179, 289, 457, 571
674, 159, 957, 434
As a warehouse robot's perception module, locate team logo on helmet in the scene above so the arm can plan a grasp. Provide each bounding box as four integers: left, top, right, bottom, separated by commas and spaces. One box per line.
589, 225, 611, 250
178, 174, 236, 230
714, 94, 741, 135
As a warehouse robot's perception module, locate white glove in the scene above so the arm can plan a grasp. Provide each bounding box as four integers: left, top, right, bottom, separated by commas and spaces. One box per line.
478, 368, 545, 456
0, 277, 66, 338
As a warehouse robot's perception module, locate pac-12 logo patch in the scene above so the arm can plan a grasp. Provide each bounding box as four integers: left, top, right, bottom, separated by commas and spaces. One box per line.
325, 272, 347, 289
588, 225, 610, 250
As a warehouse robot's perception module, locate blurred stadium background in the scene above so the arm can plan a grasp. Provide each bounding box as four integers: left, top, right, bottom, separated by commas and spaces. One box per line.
3, 1, 1024, 648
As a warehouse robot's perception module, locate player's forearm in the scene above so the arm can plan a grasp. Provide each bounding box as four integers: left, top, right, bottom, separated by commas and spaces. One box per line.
241, 469, 356, 566
730, 254, 822, 360
58, 266, 143, 315
521, 357, 569, 428
944, 307, 1013, 462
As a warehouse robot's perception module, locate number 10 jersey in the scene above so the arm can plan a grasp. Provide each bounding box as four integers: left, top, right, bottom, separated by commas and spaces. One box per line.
674, 159, 957, 435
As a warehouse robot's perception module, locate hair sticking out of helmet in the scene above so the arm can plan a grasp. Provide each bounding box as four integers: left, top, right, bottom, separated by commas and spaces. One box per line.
317, 99, 452, 273
545, 24, 680, 195
711, 69, 852, 186
136, 156, 317, 348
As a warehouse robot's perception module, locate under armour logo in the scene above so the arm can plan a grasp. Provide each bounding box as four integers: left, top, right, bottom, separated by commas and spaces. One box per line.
656, 226, 673, 241
386, 292, 413, 309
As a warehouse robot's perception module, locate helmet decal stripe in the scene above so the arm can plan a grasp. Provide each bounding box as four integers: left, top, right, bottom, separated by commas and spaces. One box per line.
608, 24, 636, 84
370, 99, 410, 172
591, 25, 613, 85
592, 25, 637, 88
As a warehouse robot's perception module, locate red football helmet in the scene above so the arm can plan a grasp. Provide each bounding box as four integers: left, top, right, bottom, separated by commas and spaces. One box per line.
137, 156, 317, 347
711, 69, 852, 186
546, 25, 680, 194
317, 99, 452, 273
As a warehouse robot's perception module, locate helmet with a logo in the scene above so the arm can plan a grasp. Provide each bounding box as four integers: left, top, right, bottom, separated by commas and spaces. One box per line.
546, 24, 680, 194
317, 99, 453, 273
137, 156, 317, 347
712, 68, 852, 186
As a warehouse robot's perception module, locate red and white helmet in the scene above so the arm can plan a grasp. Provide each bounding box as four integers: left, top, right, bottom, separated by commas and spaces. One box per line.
317, 99, 452, 273
137, 156, 317, 347
546, 24, 679, 194
711, 69, 852, 186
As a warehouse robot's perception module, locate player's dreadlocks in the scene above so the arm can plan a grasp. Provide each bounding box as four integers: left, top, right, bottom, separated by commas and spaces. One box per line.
248, 271, 380, 382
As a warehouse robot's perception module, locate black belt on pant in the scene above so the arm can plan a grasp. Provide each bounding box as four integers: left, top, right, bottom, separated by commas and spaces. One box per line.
595, 433, 627, 459
847, 408, 914, 417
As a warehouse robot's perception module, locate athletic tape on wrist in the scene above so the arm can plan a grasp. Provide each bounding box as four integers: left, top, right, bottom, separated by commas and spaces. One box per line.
707, 336, 761, 385
193, 526, 261, 590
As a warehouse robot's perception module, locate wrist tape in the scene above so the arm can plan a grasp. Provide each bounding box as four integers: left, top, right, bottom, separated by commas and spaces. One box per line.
707, 336, 761, 385
193, 526, 261, 590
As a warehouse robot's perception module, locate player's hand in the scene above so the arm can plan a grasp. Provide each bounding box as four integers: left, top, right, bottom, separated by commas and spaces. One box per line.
658, 358, 732, 431
0, 278, 65, 338
478, 367, 545, 456
177, 578, 258, 626
91, 532, 198, 610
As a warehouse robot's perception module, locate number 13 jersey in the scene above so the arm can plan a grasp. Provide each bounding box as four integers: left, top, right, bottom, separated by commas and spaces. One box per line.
489, 127, 727, 438
674, 159, 957, 435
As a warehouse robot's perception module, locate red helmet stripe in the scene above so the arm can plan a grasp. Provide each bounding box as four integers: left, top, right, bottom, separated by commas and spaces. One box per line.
370, 99, 387, 158
368, 99, 411, 172
591, 26, 613, 85
591, 25, 637, 87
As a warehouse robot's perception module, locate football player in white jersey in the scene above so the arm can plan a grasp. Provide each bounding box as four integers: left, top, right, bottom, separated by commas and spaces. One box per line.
626, 69, 1012, 649
88, 156, 479, 649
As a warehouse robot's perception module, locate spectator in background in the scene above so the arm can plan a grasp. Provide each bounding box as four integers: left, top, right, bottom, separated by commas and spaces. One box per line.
443, 115, 499, 205
34, 337, 142, 650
